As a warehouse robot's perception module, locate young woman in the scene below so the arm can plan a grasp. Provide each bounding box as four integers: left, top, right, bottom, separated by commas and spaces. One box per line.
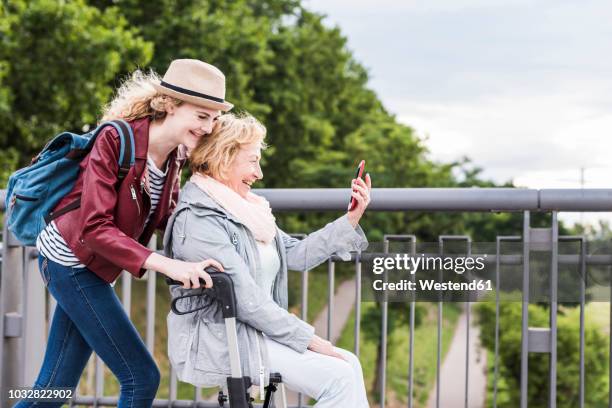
16, 59, 229, 408
164, 113, 372, 407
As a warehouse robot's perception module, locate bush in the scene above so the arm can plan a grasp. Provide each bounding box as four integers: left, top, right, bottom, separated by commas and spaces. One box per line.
476, 301, 609, 407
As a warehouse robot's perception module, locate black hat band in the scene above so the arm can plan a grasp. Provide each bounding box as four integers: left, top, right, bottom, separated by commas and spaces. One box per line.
160, 81, 225, 104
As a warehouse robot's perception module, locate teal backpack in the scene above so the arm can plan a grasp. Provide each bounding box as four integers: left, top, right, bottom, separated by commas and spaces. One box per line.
4, 120, 135, 246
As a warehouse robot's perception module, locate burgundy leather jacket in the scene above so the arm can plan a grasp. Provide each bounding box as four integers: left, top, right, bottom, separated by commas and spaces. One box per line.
53, 117, 187, 282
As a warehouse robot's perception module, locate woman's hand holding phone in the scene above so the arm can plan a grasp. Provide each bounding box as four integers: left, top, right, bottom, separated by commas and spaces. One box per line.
347, 165, 372, 227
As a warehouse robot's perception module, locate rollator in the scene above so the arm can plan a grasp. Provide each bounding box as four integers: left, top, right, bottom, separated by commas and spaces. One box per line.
166, 270, 287, 408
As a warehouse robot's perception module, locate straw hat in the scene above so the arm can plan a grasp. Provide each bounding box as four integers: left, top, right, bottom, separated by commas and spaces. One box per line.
152, 59, 233, 111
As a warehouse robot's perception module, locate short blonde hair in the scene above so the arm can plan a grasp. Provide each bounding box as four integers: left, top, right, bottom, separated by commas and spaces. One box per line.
101, 69, 183, 122
190, 113, 267, 180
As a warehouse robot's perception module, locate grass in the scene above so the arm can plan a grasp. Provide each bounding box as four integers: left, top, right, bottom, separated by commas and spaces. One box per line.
336, 302, 462, 407
564, 301, 610, 334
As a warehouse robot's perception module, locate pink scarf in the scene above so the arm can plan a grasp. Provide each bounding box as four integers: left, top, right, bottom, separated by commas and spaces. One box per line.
190, 173, 277, 244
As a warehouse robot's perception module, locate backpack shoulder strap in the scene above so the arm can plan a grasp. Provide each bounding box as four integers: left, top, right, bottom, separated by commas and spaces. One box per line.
95, 119, 136, 180
45, 120, 136, 223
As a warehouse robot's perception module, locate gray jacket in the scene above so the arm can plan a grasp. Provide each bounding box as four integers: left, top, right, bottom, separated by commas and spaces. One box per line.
163, 181, 368, 388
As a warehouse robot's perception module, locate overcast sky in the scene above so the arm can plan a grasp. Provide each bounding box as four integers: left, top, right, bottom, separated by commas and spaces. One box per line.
306, 0, 612, 227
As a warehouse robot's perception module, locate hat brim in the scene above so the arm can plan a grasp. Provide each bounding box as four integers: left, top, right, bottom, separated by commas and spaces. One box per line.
152, 82, 233, 112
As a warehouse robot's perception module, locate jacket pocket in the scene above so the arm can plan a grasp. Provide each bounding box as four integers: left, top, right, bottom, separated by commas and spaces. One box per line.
11, 183, 46, 205
195, 322, 231, 375
167, 314, 190, 365
8, 183, 49, 244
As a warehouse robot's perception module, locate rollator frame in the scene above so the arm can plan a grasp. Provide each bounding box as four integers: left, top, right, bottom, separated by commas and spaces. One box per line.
167, 270, 287, 408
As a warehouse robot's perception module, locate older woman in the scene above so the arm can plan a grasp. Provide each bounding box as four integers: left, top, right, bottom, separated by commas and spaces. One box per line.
163, 113, 372, 407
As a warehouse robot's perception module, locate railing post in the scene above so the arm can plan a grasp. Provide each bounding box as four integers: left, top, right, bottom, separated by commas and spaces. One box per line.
23, 246, 47, 386
439, 235, 472, 408
550, 213, 558, 408
1, 216, 46, 406
0, 216, 25, 407
382, 235, 416, 408
521, 211, 530, 408
521, 211, 560, 408
494, 235, 521, 408
326, 259, 335, 341
288, 233, 308, 408
558, 234, 586, 408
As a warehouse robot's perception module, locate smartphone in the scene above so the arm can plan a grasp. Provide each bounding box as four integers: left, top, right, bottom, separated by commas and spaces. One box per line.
348, 160, 365, 211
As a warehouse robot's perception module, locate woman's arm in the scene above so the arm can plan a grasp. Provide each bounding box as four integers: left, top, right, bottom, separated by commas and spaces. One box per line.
279, 214, 368, 272
173, 209, 315, 353
280, 174, 371, 271
79, 128, 154, 274
80, 128, 219, 287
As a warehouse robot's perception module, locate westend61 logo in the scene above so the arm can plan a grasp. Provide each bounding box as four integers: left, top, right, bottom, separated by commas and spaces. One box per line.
372, 253, 486, 275
361, 243, 501, 302
370, 254, 492, 296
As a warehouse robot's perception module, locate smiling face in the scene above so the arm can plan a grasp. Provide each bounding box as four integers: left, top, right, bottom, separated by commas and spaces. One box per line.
165, 102, 221, 151
220, 142, 264, 198
189, 113, 268, 196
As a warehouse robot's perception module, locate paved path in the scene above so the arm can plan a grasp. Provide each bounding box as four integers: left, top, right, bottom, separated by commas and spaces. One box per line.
312, 278, 358, 342
426, 307, 487, 408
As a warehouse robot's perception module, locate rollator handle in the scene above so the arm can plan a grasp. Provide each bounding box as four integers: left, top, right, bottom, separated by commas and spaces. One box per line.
207, 271, 237, 319
166, 269, 237, 319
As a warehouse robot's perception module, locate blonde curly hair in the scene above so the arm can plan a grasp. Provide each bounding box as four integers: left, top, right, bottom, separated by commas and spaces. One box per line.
101, 69, 182, 122
190, 113, 268, 180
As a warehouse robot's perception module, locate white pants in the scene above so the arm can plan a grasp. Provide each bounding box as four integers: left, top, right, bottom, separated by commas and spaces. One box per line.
264, 336, 370, 408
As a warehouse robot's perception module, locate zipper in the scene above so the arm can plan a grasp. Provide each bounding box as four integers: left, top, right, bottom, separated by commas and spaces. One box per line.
140, 173, 152, 214
130, 184, 141, 216
14, 194, 38, 202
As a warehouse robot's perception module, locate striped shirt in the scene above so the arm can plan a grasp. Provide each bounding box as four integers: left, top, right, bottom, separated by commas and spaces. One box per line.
36, 156, 168, 267
144, 155, 168, 226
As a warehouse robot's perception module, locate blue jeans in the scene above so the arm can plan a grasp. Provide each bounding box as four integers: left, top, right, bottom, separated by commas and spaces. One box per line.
14, 256, 160, 408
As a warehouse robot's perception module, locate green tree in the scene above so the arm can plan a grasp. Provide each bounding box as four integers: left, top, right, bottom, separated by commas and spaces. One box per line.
87, 1, 385, 187
0, 0, 152, 183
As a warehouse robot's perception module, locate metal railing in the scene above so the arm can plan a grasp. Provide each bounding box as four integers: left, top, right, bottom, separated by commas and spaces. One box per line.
2, 188, 612, 408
